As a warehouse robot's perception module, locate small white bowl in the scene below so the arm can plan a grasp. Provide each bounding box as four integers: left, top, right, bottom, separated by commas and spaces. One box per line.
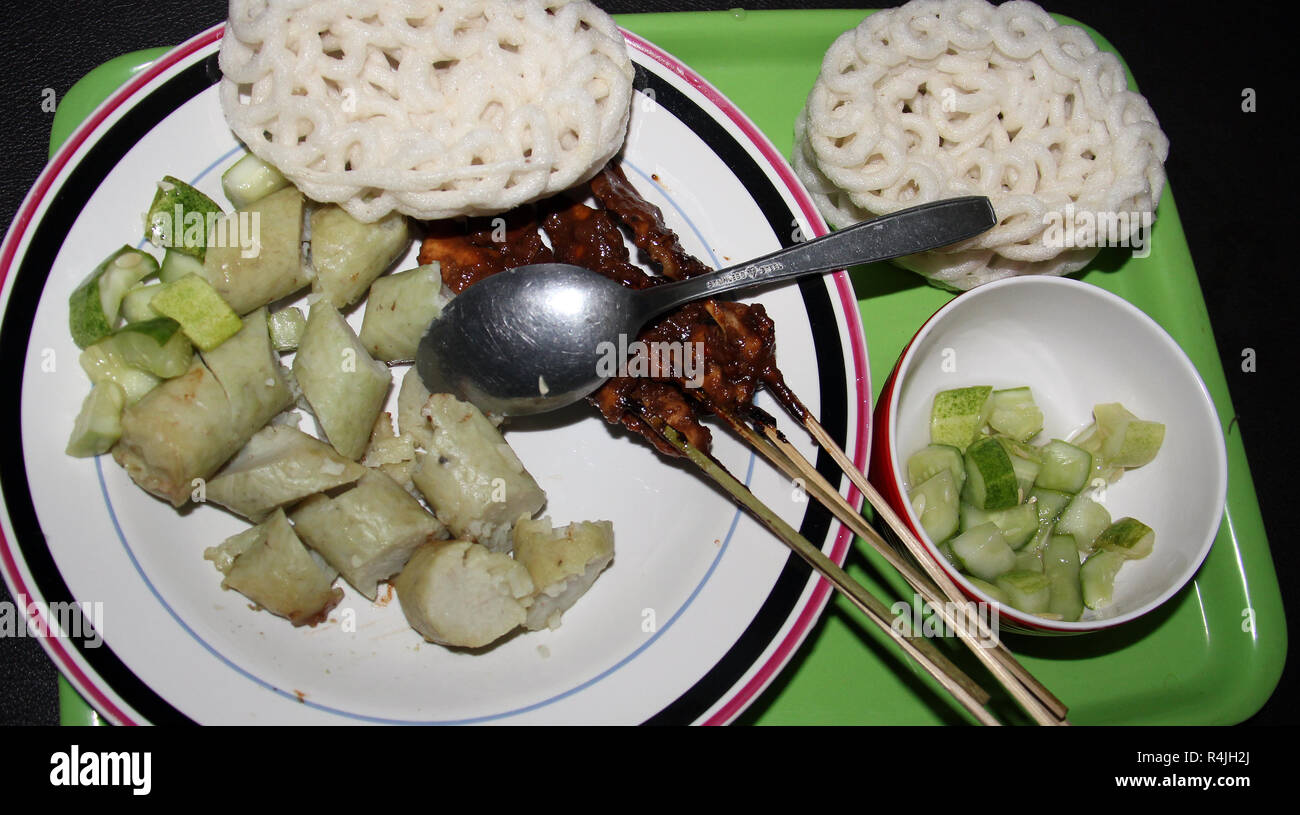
869, 276, 1227, 634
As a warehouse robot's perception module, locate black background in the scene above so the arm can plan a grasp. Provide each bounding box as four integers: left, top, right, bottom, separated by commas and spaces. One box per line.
0, 0, 1291, 726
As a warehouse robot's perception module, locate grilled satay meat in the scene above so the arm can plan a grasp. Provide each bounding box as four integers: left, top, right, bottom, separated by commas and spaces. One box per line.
418, 163, 805, 455
589, 163, 712, 281
541, 198, 660, 291
586, 164, 805, 417
418, 207, 552, 294
538, 201, 712, 451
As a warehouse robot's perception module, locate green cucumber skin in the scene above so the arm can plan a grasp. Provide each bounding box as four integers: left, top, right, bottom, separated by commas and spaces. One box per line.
116, 316, 180, 345
961, 437, 1020, 511
1044, 535, 1084, 622
1095, 517, 1156, 560
68, 246, 159, 348
146, 176, 223, 262
149, 273, 244, 351
68, 280, 112, 349
930, 386, 993, 451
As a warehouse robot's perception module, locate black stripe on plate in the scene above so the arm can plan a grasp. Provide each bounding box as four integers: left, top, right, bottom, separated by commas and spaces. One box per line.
628, 64, 851, 725
0, 55, 224, 726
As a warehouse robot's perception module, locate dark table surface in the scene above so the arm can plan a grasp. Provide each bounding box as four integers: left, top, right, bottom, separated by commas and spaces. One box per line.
0, 0, 1291, 726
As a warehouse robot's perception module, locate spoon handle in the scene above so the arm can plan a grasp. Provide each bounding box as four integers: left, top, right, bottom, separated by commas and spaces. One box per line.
635, 196, 996, 319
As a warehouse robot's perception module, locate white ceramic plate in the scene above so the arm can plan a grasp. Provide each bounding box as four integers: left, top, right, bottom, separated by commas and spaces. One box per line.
0, 25, 869, 724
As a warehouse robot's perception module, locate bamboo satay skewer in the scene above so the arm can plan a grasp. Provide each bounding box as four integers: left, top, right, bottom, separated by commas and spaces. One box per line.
757, 427, 992, 643
711, 408, 1059, 725
714, 412, 944, 601
654, 425, 1000, 725
676, 395, 1039, 718
750, 421, 1062, 726
748, 422, 989, 639
800, 415, 1069, 723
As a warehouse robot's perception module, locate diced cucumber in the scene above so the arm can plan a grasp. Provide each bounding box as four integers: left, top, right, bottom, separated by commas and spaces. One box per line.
993, 435, 1041, 496
966, 576, 1010, 606
268, 307, 307, 352
988, 387, 1044, 442
79, 341, 160, 404
111, 318, 194, 378
1043, 534, 1083, 622
1071, 421, 1102, 455
1014, 546, 1044, 573
1094, 403, 1165, 468
221, 152, 289, 209
908, 469, 960, 543
950, 522, 1015, 581
159, 248, 206, 284
961, 436, 1020, 511
149, 273, 243, 351
960, 501, 1038, 549
1008, 453, 1040, 499
1081, 550, 1127, 610
1034, 439, 1093, 493
930, 386, 993, 451
994, 570, 1052, 614
1023, 487, 1073, 552
68, 246, 160, 348
120, 283, 164, 323
145, 176, 223, 261
996, 435, 1042, 463
1030, 487, 1072, 527
65, 381, 126, 457
937, 539, 958, 567
1054, 493, 1112, 554
906, 444, 965, 490
1095, 517, 1155, 560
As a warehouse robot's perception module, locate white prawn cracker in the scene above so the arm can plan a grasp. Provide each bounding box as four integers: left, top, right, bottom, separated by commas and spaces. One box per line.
219, 0, 635, 222
794, 0, 1168, 290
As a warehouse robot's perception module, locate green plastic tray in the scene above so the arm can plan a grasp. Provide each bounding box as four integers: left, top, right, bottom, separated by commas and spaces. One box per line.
50, 10, 1283, 725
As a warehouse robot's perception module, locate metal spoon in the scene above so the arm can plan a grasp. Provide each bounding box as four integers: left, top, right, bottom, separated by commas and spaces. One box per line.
416, 195, 996, 415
